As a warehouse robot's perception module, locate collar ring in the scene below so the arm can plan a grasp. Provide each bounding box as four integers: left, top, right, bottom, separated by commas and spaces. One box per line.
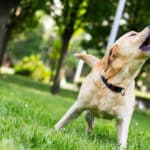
121, 88, 125, 96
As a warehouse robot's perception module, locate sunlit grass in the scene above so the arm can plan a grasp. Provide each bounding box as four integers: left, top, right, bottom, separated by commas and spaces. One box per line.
0, 75, 149, 150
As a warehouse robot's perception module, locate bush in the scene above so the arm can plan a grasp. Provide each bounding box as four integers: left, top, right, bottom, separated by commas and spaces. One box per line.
15, 55, 50, 83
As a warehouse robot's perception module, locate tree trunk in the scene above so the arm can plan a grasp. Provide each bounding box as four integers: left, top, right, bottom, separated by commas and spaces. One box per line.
0, 25, 12, 66
0, 1, 10, 66
51, 0, 83, 94
0, 0, 20, 67
51, 36, 70, 94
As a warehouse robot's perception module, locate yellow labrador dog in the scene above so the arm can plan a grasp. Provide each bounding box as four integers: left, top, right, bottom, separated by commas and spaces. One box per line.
55, 26, 150, 149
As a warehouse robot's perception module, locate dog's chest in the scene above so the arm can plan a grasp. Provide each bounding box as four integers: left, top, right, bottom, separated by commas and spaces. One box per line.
79, 72, 134, 119
89, 90, 125, 119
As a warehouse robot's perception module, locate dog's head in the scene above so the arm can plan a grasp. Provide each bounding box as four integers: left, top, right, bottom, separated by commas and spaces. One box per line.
103, 26, 150, 80
75, 26, 150, 81
111, 26, 150, 59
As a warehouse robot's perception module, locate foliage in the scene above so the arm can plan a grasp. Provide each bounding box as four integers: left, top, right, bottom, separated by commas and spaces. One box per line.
80, 0, 118, 53
15, 55, 50, 83
120, 0, 150, 33
50, 0, 86, 35
8, 11, 53, 65
49, 0, 118, 60
50, 0, 89, 92
9, 25, 48, 61
0, 75, 149, 149
0, 0, 51, 66
9, 0, 50, 37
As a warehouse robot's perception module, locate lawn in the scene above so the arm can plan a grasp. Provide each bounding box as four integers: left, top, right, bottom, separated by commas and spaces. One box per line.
0, 75, 150, 150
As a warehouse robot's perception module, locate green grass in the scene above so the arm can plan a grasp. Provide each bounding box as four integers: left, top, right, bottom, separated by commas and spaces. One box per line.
0, 75, 150, 150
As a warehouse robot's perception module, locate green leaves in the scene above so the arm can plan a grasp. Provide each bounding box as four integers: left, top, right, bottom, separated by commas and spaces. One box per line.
15, 54, 51, 82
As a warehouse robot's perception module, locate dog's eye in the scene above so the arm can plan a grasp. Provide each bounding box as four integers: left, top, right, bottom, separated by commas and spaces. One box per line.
129, 33, 137, 36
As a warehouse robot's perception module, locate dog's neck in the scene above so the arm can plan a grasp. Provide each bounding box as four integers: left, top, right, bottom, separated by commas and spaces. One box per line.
101, 56, 145, 87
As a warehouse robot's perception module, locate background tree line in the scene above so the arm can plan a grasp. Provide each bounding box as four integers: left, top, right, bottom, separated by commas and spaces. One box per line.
0, 0, 150, 94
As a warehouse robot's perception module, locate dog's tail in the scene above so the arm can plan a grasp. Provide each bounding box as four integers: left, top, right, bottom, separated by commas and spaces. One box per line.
74, 53, 100, 67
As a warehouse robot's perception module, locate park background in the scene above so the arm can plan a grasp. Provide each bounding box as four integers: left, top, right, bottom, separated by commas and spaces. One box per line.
0, 0, 150, 149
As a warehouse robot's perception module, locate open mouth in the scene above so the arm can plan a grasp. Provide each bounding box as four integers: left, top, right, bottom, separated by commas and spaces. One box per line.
139, 34, 150, 51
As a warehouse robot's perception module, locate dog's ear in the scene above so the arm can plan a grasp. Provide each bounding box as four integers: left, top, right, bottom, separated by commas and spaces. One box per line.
106, 44, 119, 70
74, 53, 100, 67
101, 44, 119, 72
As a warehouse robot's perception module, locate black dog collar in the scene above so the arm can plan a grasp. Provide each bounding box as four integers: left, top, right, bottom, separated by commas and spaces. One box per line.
101, 75, 125, 96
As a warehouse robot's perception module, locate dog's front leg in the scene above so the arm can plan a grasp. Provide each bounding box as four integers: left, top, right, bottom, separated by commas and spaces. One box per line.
117, 113, 133, 150
55, 102, 83, 131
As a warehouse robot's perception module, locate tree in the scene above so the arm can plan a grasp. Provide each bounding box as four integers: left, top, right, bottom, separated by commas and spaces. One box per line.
51, 0, 86, 93
50, 0, 118, 93
119, 0, 150, 34
81, 0, 118, 53
0, 0, 49, 66
0, 0, 20, 66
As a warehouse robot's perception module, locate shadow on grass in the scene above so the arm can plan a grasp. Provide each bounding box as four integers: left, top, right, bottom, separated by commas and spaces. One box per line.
0, 74, 77, 99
